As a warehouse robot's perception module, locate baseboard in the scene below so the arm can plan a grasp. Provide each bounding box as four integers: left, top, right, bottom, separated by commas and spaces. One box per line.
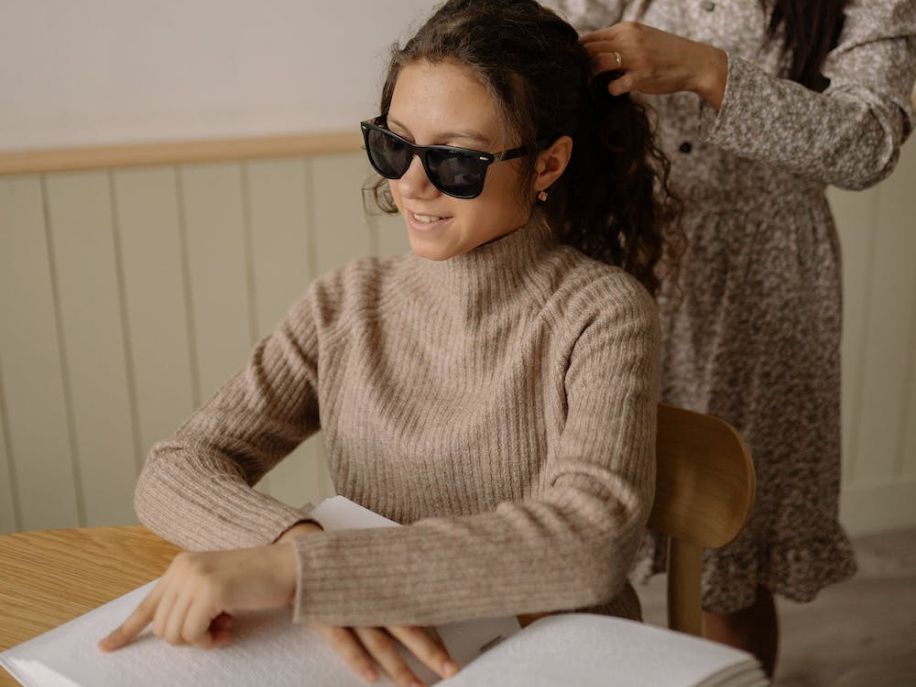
840, 477, 916, 536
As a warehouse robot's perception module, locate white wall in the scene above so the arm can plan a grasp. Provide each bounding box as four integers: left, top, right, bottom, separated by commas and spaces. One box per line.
1, 0, 915, 538
2, 1, 913, 152
0, 0, 440, 150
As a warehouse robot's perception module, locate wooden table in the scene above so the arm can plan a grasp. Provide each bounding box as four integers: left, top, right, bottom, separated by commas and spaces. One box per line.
0, 526, 179, 687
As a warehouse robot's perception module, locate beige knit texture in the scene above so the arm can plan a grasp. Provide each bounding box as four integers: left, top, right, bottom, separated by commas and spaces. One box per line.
135, 215, 661, 626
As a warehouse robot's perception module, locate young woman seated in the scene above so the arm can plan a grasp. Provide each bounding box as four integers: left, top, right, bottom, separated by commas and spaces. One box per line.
99, 2, 681, 685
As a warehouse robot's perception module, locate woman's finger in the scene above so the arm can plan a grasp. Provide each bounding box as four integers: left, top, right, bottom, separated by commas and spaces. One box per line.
313, 623, 379, 683
354, 626, 422, 687
593, 53, 632, 77
182, 591, 230, 649
97, 582, 165, 652
151, 587, 178, 640
608, 72, 636, 96
163, 591, 194, 646
585, 48, 625, 73
579, 25, 620, 44
580, 39, 620, 55
386, 625, 458, 679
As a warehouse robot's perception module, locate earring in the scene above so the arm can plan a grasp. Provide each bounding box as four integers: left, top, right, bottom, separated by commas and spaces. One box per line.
536, 189, 549, 205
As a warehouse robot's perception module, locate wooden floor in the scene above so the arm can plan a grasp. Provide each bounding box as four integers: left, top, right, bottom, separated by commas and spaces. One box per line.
637, 528, 916, 686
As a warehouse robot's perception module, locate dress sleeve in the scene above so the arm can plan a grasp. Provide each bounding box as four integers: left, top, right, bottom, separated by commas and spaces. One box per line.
542, 0, 625, 33
290, 274, 660, 627
133, 288, 324, 551
697, 0, 916, 190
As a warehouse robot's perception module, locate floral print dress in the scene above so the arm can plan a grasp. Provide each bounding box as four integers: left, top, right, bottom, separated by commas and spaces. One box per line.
547, 0, 916, 612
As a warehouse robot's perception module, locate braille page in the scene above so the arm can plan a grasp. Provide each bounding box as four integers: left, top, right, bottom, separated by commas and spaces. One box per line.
0, 581, 378, 687
0, 496, 522, 687
437, 613, 768, 687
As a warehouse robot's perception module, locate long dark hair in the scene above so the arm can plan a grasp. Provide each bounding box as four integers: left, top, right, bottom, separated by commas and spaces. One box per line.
764, 0, 848, 91
368, 0, 682, 298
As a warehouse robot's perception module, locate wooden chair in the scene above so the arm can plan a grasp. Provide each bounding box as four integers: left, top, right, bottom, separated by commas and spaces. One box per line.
516, 403, 755, 636
651, 403, 755, 636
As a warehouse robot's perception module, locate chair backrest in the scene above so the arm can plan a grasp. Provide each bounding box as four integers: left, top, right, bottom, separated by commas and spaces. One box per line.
650, 403, 756, 636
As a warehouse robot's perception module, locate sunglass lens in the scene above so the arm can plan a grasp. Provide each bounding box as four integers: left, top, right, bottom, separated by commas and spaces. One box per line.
366, 128, 411, 179
425, 148, 484, 198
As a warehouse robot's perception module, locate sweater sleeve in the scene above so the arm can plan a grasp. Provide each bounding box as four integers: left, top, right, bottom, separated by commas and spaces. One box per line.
290, 274, 660, 627
697, 0, 916, 190
134, 288, 324, 551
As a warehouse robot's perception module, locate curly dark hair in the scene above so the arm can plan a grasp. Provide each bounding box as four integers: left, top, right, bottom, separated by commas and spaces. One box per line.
367, 0, 683, 297
763, 0, 847, 92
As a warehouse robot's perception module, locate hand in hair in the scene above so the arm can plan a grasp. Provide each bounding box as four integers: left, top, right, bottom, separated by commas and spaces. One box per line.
580, 21, 728, 110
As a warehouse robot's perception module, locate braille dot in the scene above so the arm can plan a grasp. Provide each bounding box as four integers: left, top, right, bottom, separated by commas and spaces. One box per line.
679, 141, 693, 154
702, 0, 716, 11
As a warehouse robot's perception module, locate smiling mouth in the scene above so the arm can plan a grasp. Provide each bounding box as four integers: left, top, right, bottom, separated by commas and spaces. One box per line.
411, 212, 451, 224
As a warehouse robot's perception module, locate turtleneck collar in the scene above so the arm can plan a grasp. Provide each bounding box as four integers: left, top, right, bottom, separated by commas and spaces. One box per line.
403, 213, 557, 326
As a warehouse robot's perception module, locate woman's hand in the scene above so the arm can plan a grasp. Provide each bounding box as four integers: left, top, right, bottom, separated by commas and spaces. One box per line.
100, 521, 459, 684
97, 542, 298, 651
275, 523, 458, 686
580, 22, 727, 109
311, 623, 458, 687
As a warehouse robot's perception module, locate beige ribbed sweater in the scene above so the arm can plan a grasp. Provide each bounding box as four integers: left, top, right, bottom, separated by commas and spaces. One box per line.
134, 215, 660, 627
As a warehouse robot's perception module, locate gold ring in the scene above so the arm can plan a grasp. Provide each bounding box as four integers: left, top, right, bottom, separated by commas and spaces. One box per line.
613, 51, 623, 69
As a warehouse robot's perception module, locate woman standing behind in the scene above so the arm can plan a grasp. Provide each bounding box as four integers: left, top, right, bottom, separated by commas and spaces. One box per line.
548, 0, 916, 678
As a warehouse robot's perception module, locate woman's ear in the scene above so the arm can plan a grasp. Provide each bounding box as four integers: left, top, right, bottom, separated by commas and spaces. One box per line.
534, 135, 574, 194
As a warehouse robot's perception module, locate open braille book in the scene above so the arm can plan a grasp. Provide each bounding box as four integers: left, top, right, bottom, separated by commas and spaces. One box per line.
0, 496, 768, 686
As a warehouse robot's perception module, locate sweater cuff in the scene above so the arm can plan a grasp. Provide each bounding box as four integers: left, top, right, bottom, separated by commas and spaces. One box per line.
697, 51, 747, 146
135, 451, 321, 550
271, 503, 324, 543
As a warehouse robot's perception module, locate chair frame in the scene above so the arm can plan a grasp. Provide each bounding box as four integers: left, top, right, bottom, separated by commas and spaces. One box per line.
650, 403, 756, 636
516, 404, 754, 635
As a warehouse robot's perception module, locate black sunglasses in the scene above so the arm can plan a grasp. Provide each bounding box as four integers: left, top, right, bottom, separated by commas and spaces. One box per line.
361, 117, 554, 199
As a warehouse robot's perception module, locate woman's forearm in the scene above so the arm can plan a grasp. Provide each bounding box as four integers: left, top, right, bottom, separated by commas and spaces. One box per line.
689, 43, 728, 111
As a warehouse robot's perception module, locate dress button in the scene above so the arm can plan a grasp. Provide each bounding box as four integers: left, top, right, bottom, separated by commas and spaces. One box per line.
679, 141, 693, 154
702, 0, 716, 11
